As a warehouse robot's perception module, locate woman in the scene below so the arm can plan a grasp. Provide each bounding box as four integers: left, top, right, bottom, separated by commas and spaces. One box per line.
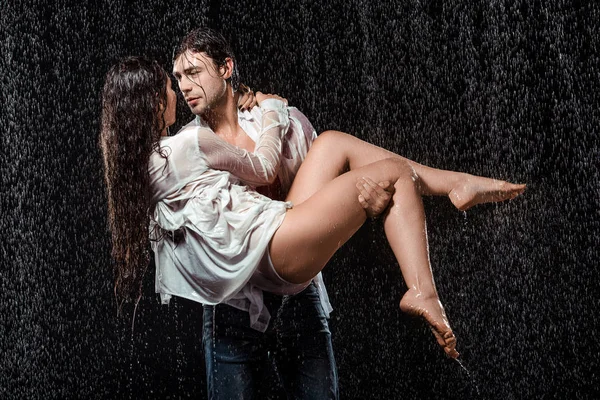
100, 57, 525, 359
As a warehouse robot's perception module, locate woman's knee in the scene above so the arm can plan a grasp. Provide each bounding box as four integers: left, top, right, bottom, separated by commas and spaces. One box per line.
377, 158, 418, 189
311, 130, 350, 169
314, 130, 345, 147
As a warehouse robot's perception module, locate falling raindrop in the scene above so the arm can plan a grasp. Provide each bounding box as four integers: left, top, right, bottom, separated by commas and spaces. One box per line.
2, 0, 598, 399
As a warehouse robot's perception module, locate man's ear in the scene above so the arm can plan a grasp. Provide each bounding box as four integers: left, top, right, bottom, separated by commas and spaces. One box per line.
220, 57, 234, 80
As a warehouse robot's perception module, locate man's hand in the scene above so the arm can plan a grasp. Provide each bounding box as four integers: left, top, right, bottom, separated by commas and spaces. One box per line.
237, 84, 258, 111
356, 177, 394, 218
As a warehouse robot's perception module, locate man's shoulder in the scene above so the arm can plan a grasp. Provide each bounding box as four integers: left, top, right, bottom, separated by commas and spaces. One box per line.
241, 105, 316, 143
288, 107, 311, 125
287, 107, 317, 143
243, 105, 308, 121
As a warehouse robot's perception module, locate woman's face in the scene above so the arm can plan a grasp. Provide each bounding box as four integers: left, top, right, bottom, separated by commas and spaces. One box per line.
161, 77, 177, 128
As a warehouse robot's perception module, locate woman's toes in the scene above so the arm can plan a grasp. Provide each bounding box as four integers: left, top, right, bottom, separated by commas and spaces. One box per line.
446, 347, 459, 359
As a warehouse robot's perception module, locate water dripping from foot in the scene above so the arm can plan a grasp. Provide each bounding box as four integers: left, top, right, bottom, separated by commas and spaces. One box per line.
454, 357, 481, 398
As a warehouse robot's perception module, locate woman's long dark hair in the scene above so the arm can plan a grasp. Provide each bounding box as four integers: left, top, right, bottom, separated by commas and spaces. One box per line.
99, 56, 168, 308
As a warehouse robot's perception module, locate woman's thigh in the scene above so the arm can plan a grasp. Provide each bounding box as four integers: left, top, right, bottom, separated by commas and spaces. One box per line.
270, 157, 412, 283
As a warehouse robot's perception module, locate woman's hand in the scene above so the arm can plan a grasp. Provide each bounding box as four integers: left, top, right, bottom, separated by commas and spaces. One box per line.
237, 83, 257, 111
256, 91, 288, 106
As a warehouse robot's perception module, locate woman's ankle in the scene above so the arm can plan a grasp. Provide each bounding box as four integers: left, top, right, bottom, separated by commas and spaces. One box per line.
400, 287, 439, 311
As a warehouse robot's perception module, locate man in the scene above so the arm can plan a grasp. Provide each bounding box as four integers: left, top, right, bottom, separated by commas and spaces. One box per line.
170, 27, 392, 399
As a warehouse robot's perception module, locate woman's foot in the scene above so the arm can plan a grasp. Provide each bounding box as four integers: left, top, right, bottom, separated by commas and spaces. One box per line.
400, 288, 459, 358
449, 175, 526, 211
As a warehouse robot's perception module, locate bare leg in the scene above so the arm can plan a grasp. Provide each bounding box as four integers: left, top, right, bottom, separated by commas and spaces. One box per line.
270, 132, 490, 358
287, 130, 525, 209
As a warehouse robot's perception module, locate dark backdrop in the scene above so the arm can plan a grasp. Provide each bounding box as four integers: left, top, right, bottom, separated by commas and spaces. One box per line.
2, 0, 598, 399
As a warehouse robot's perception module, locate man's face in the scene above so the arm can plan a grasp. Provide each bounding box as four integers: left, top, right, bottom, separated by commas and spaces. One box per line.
172, 50, 229, 116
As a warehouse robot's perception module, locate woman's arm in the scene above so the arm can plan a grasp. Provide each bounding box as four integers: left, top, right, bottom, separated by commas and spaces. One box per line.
200, 96, 290, 186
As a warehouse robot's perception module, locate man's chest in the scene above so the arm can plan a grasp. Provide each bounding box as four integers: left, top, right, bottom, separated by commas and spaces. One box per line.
231, 132, 257, 152
226, 125, 286, 199
217, 126, 257, 152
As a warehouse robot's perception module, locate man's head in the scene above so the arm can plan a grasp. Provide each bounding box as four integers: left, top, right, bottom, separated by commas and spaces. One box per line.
172, 28, 239, 116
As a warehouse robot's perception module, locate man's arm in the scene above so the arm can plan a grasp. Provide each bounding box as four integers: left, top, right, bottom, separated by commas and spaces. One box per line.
357, 177, 394, 218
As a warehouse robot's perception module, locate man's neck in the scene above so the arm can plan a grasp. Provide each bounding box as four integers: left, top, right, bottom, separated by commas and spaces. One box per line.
201, 91, 242, 139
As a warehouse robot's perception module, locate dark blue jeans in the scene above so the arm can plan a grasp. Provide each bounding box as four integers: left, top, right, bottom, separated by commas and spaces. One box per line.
203, 282, 339, 399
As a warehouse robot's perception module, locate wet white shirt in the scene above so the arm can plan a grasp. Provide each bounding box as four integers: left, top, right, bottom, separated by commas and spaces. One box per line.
150, 100, 332, 331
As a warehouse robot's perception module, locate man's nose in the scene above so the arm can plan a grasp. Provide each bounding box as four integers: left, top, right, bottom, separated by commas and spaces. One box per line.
178, 78, 191, 93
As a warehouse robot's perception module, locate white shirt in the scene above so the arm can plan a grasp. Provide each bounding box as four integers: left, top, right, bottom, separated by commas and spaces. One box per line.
152, 101, 332, 331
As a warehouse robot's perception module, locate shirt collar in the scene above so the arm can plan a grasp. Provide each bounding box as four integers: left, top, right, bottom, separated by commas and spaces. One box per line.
195, 109, 255, 126
238, 108, 255, 122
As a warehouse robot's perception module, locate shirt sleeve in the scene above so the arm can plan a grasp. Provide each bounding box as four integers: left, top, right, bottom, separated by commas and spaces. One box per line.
199, 99, 290, 187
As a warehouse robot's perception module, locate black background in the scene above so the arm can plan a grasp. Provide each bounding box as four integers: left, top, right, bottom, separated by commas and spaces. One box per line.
1, 0, 598, 398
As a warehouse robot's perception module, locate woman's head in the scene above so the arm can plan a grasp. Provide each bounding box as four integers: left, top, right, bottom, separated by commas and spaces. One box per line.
102, 56, 176, 135
100, 56, 172, 306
